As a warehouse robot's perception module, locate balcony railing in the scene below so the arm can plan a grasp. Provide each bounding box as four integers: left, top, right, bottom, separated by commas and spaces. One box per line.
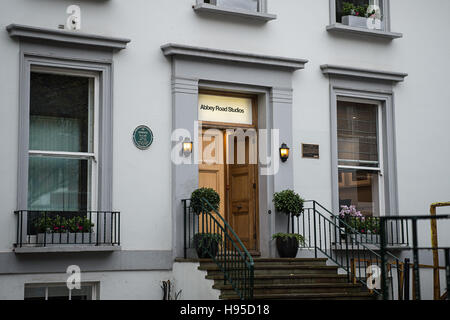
291, 202, 409, 247
291, 200, 404, 299
14, 210, 120, 247
380, 214, 450, 300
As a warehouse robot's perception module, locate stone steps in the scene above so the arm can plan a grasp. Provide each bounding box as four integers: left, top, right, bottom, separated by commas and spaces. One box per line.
220, 291, 376, 300
199, 264, 338, 276
200, 257, 377, 300
214, 282, 368, 295
207, 273, 351, 285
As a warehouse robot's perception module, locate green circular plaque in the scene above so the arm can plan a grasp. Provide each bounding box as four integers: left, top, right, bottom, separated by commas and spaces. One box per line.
133, 125, 153, 150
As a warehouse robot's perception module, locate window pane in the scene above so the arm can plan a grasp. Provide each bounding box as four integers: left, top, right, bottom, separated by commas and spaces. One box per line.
29, 72, 93, 153
47, 286, 70, 300
24, 287, 46, 300
24, 285, 94, 301
207, 0, 259, 12
71, 285, 93, 300
336, 0, 383, 23
337, 100, 379, 167
28, 157, 91, 211
339, 169, 380, 216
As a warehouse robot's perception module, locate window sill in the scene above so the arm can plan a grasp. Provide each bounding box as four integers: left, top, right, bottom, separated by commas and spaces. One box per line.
326, 24, 403, 40
13, 245, 121, 254
193, 3, 276, 22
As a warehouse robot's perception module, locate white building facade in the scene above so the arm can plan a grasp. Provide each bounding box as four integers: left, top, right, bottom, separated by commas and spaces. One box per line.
0, 0, 449, 300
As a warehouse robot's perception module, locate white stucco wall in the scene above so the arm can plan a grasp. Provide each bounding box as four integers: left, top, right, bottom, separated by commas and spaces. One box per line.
0, 0, 449, 299
0, 270, 173, 300
0, 264, 219, 300
1, 0, 449, 251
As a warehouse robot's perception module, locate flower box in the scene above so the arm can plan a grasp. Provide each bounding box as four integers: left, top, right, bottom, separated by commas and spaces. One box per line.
37, 232, 95, 246
342, 15, 382, 30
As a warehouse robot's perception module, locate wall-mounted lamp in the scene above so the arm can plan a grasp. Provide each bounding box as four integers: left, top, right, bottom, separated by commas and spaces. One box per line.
183, 140, 193, 155
279, 143, 290, 162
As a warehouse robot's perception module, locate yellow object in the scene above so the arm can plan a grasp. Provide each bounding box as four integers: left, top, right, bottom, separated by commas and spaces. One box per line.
430, 202, 450, 300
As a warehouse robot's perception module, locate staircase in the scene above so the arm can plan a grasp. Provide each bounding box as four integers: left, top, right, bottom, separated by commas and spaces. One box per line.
199, 257, 377, 300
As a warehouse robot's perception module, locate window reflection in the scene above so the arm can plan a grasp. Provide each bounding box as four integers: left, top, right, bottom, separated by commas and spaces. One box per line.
206, 0, 259, 12
338, 169, 380, 217
337, 100, 381, 217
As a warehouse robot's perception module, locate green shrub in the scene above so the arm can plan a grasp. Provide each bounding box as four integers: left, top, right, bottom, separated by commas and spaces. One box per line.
190, 188, 220, 214
193, 233, 222, 247
34, 215, 94, 233
345, 216, 380, 234
273, 190, 304, 217
342, 2, 375, 18
272, 233, 305, 245
193, 233, 222, 258
67, 216, 95, 233
35, 215, 55, 233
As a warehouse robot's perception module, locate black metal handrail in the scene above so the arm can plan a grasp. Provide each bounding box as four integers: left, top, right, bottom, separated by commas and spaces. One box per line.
380, 214, 450, 300
305, 201, 409, 246
182, 198, 254, 300
14, 210, 120, 247
294, 200, 405, 298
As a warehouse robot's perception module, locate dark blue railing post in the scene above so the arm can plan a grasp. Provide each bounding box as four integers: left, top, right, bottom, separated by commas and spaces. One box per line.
411, 218, 421, 300
380, 216, 389, 300
183, 200, 187, 259
444, 248, 450, 301
404, 258, 410, 300
313, 201, 317, 258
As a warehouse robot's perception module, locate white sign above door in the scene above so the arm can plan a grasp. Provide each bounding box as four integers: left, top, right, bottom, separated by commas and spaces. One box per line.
198, 94, 252, 125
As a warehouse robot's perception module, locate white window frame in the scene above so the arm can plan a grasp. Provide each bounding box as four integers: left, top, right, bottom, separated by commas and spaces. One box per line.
24, 283, 98, 300
326, 0, 404, 39
337, 96, 385, 217
29, 66, 100, 212
331, 0, 389, 30
199, 0, 265, 13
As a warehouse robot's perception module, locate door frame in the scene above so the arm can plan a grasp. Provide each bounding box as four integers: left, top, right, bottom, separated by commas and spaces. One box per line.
198, 89, 260, 253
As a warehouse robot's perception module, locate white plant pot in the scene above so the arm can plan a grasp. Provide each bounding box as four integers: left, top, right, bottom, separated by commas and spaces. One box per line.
342, 15, 382, 30
37, 232, 95, 246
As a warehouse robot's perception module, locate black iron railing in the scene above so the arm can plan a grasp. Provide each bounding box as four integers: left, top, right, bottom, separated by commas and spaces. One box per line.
292, 202, 409, 247
15, 210, 120, 247
380, 214, 450, 300
183, 198, 254, 300
292, 200, 406, 298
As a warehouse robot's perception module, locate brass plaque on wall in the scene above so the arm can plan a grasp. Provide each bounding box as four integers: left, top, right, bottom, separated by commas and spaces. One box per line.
302, 144, 319, 159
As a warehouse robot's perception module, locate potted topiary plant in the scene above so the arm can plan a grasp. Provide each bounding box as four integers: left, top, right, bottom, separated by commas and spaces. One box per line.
193, 233, 222, 259
272, 233, 305, 258
341, 2, 382, 30
272, 189, 305, 258
190, 187, 220, 214
190, 188, 221, 258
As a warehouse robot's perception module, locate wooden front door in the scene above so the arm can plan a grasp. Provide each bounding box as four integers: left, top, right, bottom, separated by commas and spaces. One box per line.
198, 129, 225, 219
226, 131, 259, 252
